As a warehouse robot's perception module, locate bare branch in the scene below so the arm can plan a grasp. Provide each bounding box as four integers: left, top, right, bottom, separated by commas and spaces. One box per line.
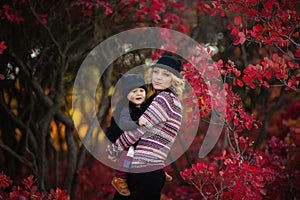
0, 144, 36, 174
254, 87, 286, 148
28, 0, 66, 59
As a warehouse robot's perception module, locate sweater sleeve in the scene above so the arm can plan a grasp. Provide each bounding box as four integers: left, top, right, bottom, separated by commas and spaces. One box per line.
115, 92, 172, 150
117, 107, 140, 131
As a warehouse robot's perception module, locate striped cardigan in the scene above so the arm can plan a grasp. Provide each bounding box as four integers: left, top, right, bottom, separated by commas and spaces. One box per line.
115, 90, 182, 170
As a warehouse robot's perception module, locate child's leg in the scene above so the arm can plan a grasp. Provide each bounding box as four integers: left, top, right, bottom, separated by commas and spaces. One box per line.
115, 169, 128, 179
111, 151, 131, 196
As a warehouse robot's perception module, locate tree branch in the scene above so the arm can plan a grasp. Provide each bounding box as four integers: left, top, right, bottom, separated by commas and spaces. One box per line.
254, 87, 286, 148
0, 144, 35, 174
28, 0, 66, 59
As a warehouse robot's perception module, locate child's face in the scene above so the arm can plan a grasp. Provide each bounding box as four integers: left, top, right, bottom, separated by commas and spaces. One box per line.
127, 88, 146, 106
152, 67, 172, 91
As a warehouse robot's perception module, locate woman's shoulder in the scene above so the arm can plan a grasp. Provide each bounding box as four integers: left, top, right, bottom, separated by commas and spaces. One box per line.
154, 90, 181, 108
153, 92, 182, 116
156, 89, 178, 100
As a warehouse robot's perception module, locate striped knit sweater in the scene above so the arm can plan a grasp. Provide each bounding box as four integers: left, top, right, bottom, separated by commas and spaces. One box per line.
115, 90, 182, 170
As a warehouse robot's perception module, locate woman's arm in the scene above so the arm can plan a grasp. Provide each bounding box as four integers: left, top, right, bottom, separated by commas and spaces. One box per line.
115, 92, 175, 150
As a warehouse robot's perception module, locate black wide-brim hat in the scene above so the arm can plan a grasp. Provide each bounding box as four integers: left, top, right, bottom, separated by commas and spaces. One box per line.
153, 55, 182, 77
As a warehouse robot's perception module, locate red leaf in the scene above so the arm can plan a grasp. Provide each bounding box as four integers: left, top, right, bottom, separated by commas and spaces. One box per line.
233, 32, 246, 45
238, 32, 246, 44
263, 81, 270, 88
234, 16, 242, 26
287, 61, 294, 68
264, 72, 273, 80
260, 188, 267, 195
249, 83, 256, 89
234, 116, 239, 126
253, 24, 263, 32
272, 53, 279, 61
278, 37, 284, 47
237, 79, 244, 87
292, 32, 299, 38
0, 41, 7, 54
227, 115, 232, 122
105, 8, 113, 15
37, 14, 48, 25
227, 23, 234, 29
248, 8, 258, 16
22, 175, 36, 190
231, 27, 239, 36
295, 47, 300, 57
0, 171, 13, 188
264, 1, 273, 11
242, 76, 250, 83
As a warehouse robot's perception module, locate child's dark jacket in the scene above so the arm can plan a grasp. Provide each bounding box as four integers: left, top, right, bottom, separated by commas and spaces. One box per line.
106, 101, 146, 143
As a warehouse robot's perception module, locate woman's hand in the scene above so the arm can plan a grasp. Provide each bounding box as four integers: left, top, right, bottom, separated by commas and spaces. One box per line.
106, 143, 120, 161
138, 116, 147, 126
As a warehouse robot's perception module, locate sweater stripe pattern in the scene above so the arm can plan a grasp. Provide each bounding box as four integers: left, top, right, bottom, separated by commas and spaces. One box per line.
116, 91, 182, 170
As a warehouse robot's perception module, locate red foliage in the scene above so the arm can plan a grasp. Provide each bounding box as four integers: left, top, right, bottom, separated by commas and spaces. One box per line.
175, 1, 300, 197
182, 47, 261, 133
0, 172, 70, 200
179, 134, 299, 199
0, 41, 7, 55
0, 172, 13, 189
205, 0, 300, 58
77, 0, 113, 17
0, 4, 24, 23
77, 0, 189, 33
73, 160, 115, 199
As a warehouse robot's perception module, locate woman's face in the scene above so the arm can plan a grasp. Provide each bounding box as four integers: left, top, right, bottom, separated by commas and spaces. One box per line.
152, 67, 173, 91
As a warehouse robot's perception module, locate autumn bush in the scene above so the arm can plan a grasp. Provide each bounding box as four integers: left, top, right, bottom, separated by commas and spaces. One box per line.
0, 172, 70, 200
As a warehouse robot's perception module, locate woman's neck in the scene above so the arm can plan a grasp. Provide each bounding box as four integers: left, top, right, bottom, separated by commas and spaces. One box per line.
155, 88, 171, 93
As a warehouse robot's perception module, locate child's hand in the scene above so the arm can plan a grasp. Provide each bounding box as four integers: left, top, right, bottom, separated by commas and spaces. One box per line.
138, 117, 147, 126
106, 143, 120, 161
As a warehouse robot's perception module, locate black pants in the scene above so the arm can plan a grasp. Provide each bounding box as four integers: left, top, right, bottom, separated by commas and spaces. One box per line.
113, 169, 166, 200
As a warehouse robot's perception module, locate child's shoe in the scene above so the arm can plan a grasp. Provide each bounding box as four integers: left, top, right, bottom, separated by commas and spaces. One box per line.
165, 172, 173, 182
111, 176, 131, 196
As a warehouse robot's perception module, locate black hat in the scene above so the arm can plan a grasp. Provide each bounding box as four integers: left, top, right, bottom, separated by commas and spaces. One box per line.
118, 73, 147, 96
153, 55, 182, 77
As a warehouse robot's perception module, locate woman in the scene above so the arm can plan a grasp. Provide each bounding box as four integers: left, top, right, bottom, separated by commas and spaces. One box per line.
107, 55, 185, 200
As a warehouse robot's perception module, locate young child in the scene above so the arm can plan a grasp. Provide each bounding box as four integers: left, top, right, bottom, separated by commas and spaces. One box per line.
106, 73, 173, 197
105, 73, 148, 196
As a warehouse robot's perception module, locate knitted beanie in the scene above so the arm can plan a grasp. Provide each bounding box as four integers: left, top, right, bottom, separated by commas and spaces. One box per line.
153, 55, 182, 77
118, 73, 147, 96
